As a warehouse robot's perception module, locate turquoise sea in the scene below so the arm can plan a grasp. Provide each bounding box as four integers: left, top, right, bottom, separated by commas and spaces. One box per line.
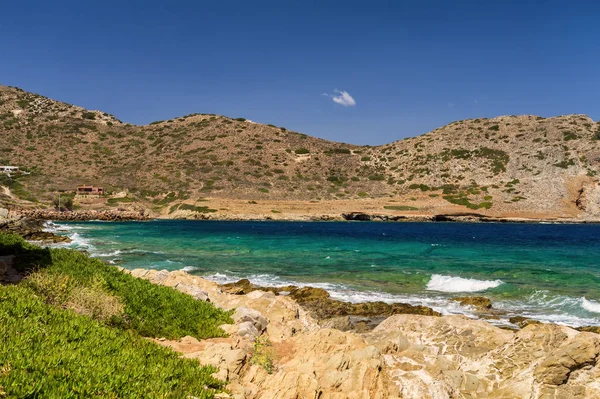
47, 220, 600, 327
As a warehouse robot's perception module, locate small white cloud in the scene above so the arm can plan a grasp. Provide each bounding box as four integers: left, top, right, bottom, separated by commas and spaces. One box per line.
323, 89, 356, 107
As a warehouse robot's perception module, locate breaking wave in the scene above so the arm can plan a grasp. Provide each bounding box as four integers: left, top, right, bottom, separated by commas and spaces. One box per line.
582, 298, 600, 314
425, 274, 504, 293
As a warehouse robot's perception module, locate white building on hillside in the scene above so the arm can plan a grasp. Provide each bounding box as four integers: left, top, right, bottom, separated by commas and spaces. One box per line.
0, 166, 19, 173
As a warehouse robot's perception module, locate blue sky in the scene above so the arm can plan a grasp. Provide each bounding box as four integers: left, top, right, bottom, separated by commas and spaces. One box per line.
1, 1, 598, 144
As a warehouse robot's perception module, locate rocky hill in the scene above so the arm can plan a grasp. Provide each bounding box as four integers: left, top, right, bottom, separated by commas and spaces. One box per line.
1, 84, 599, 219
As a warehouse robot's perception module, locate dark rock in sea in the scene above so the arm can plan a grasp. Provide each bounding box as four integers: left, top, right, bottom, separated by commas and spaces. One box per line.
576, 326, 600, 334
509, 316, 542, 328
450, 296, 493, 310
220, 279, 298, 296
342, 212, 374, 221
218, 280, 441, 328
221, 279, 254, 295
291, 297, 440, 320
24, 231, 71, 243
288, 287, 330, 302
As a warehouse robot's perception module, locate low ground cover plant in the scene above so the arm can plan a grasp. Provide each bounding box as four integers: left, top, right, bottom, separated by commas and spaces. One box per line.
0, 284, 223, 398
0, 234, 232, 339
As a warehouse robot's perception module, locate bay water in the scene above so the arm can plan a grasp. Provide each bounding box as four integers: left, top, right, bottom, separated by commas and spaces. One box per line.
46, 220, 600, 327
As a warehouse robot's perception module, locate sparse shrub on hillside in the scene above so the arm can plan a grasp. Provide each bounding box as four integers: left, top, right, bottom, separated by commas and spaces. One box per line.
294, 148, 310, 154
235, 118, 246, 122
488, 125, 499, 131
52, 193, 74, 211
81, 112, 96, 120
368, 174, 385, 181
177, 204, 217, 213
325, 148, 351, 155
409, 183, 430, 191
384, 205, 419, 211
562, 131, 579, 141
553, 159, 576, 169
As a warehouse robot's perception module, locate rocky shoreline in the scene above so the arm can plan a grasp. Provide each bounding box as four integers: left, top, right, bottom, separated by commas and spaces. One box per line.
0, 207, 151, 244
4, 204, 600, 225
15, 209, 151, 222
125, 268, 600, 399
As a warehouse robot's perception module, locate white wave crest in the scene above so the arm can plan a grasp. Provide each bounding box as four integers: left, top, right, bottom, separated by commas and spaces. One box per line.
582, 298, 600, 314
426, 274, 503, 293
69, 233, 95, 249
92, 250, 122, 258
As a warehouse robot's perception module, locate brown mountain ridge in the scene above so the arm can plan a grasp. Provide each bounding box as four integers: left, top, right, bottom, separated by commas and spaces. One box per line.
1, 84, 599, 220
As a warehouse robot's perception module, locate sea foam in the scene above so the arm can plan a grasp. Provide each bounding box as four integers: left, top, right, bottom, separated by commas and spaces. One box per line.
582, 298, 600, 313
426, 274, 503, 293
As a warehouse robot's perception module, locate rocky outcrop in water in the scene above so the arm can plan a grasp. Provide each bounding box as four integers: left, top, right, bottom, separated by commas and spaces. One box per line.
220, 279, 440, 329
450, 296, 493, 310
0, 210, 70, 243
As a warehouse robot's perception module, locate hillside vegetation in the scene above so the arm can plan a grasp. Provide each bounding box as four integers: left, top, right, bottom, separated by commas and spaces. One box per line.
1, 85, 599, 217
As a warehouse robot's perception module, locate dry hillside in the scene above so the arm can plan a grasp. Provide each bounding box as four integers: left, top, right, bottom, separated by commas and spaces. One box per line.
1, 85, 599, 219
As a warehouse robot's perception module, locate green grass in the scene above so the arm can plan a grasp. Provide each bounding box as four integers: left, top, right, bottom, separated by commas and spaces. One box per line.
443, 195, 493, 210
0, 284, 224, 398
0, 234, 232, 339
384, 205, 419, 211
408, 183, 430, 191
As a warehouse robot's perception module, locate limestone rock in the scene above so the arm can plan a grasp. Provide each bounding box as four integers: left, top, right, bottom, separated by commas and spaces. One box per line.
534, 332, 600, 385
133, 268, 600, 399
233, 307, 268, 334
319, 316, 353, 331
174, 282, 209, 301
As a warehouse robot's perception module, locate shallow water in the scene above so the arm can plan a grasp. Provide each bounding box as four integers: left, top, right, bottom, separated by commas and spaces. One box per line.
46, 220, 600, 327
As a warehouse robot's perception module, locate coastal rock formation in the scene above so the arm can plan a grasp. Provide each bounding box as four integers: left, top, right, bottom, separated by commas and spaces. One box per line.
127, 268, 600, 399
0, 211, 70, 243
220, 279, 440, 327
450, 296, 493, 310
15, 209, 150, 222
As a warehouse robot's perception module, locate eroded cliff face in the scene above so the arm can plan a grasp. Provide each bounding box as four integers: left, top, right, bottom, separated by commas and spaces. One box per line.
576, 179, 600, 216
124, 269, 600, 399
